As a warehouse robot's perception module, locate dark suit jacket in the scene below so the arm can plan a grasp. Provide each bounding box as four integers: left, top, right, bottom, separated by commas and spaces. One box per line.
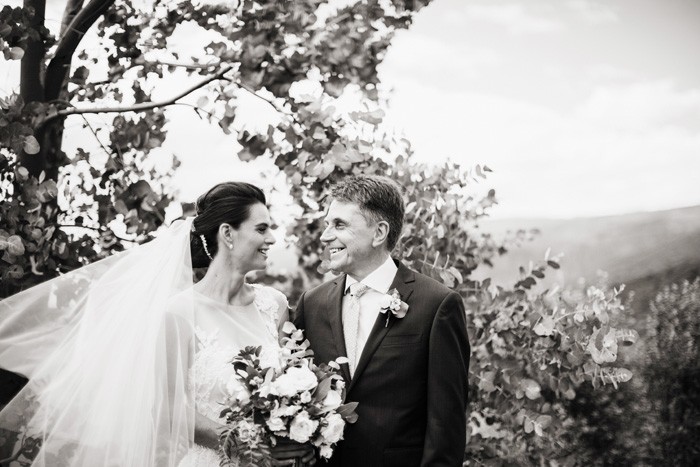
294, 261, 470, 467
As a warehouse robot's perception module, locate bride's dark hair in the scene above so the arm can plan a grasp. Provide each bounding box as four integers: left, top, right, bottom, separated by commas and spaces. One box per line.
190, 182, 266, 267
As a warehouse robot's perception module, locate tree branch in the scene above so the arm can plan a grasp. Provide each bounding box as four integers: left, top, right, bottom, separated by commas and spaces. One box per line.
44, 0, 116, 101
236, 81, 300, 126
43, 66, 234, 123
20, 0, 47, 103
60, 224, 138, 244
60, 0, 85, 36
80, 115, 112, 157
145, 59, 222, 70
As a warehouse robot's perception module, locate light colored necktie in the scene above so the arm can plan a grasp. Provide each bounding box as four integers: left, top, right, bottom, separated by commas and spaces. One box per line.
344, 282, 370, 377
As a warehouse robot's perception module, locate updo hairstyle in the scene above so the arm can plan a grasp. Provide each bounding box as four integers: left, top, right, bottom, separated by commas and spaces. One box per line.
190, 182, 267, 267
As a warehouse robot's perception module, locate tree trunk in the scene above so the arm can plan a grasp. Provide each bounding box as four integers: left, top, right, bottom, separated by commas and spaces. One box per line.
19, 0, 47, 177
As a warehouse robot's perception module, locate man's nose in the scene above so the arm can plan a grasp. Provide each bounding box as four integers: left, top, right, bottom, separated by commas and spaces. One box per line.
320, 226, 334, 243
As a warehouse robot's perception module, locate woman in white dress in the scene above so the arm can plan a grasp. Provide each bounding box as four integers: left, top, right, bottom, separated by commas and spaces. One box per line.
0, 182, 312, 466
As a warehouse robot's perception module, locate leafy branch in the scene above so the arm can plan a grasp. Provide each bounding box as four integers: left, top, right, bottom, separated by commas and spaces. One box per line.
59, 224, 137, 243
43, 65, 235, 123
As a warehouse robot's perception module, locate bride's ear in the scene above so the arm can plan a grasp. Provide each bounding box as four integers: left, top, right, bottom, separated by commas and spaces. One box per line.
218, 223, 236, 250
372, 220, 390, 248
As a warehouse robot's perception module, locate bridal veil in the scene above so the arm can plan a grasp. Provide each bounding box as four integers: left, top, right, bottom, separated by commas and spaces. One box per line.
0, 218, 197, 466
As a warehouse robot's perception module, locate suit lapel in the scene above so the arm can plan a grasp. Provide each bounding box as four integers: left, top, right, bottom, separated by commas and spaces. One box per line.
327, 274, 352, 383
348, 261, 415, 393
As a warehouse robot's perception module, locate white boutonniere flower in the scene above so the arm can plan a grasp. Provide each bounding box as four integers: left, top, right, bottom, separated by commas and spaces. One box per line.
379, 288, 409, 327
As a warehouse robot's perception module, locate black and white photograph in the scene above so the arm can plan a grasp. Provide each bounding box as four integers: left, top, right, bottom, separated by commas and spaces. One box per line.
1, 0, 698, 465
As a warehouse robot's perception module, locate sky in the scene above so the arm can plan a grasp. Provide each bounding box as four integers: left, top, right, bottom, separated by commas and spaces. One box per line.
2, 0, 699, 220
378, 0, 700, 218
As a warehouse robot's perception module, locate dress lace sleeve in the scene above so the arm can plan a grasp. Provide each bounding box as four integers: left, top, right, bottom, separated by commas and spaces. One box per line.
251, 285, 290, 341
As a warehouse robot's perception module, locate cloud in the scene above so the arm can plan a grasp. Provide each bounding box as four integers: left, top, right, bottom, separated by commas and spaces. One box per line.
462, 3, 564, 35
382, 79, 700, 218
586, 64, 639, 83
565, 0, 618, 24
380, 31, 501, 83
576, 81, 700, 131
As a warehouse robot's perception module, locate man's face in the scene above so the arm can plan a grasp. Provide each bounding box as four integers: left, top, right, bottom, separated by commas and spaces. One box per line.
321, 200, 378, 278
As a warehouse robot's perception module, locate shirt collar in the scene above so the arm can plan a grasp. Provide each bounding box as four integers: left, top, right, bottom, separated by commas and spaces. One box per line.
344, 256, 398, 295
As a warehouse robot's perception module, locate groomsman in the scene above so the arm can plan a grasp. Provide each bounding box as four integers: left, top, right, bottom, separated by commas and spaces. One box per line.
295, 175, 470, 467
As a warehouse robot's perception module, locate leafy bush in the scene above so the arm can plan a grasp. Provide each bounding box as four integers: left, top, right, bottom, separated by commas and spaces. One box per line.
644, 278, 700, 465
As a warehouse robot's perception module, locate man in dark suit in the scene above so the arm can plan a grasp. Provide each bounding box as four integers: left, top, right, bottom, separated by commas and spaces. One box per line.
294, 175, 470, 467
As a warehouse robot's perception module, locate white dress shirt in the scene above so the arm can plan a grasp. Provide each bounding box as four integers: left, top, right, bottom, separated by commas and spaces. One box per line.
343, 255, 398, 367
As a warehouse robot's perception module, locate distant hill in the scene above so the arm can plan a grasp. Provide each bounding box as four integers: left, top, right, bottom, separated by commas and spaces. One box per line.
472, 205, 700, 294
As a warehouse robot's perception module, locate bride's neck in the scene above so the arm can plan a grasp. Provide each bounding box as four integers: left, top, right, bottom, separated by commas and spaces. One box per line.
195, 258, 252, 305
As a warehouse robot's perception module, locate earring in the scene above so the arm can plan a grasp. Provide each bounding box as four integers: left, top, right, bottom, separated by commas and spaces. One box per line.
228, 243, 233, 250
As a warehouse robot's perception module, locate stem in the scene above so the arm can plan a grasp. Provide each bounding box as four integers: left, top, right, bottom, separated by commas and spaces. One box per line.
44, 66, 234, 122
145, 59, 221, 70
60, 224, 137, 243
80, 115, 112, 157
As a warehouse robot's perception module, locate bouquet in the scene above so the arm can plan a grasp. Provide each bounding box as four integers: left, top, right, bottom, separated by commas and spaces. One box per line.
219, 322, 358, 466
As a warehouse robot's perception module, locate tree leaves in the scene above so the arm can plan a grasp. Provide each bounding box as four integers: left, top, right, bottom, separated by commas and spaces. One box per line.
533, 315, 555, 337
23, 135, 39, 154
520, 379, 542, 400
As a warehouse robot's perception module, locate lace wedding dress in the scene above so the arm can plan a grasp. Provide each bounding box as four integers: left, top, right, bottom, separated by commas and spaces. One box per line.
178, 284, 287, 467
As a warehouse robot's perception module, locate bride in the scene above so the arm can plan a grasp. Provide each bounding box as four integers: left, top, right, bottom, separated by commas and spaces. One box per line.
0, 182, 314, 466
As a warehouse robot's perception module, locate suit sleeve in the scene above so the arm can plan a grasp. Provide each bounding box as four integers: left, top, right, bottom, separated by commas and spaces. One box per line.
293, 291, 307, 331
421, 291, 470, 467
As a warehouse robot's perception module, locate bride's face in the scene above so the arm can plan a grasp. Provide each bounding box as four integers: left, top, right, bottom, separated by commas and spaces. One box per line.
228, 203, 275, 272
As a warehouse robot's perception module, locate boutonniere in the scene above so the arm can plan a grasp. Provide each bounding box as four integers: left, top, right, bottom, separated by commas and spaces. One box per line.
379, 288, 409, 327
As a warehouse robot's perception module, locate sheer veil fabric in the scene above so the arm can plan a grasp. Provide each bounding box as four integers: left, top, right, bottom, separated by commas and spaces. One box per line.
0, 218, 198, 466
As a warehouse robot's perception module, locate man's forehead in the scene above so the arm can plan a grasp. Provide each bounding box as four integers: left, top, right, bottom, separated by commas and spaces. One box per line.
325, 200, 360, 217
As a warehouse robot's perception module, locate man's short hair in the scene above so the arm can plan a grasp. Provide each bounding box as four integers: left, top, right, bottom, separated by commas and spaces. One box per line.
330, 175, 405, 251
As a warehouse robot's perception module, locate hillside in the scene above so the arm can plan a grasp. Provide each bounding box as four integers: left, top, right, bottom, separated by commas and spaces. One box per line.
472, 205, 700, 292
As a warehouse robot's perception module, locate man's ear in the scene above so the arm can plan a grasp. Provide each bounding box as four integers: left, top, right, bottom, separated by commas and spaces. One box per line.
372, 220, 390, 248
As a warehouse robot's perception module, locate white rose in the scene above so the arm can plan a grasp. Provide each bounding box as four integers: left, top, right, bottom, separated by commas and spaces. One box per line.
226, 376, 251, 405
319, 445, 333, 459
379, 294, 392, 309
300, 391, 312, 403
266, 416, 286, 432
235, 387, 251, 405
272, 404, 300, 418
288, 411, 319, 443
320, 413, 345, 444
322, 390, 342, 410
273, 366, 318, 397
256, 379, 278, 398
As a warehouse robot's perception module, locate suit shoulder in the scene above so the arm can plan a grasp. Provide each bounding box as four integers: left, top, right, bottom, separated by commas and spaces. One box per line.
301, 275, 342, 301
409, 267, 456, 300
